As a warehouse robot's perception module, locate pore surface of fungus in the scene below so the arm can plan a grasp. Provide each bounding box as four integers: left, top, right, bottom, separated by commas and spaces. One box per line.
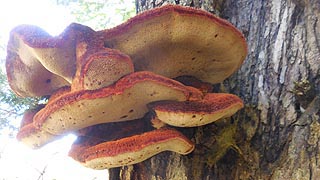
71, 49, 134, 91
17, 105, 60, 149
102, 5, 247, 84
6, 23, 94, 97
6, 44, 70, 97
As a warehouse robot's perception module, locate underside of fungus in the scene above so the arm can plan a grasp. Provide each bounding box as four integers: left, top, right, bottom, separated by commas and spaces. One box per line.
6, 5, 247, 97
102, 5, 247, 84
6, 47, 70, 97
6, 23, 95, 97
16, 105, 60, 149
7, 4, 248, 169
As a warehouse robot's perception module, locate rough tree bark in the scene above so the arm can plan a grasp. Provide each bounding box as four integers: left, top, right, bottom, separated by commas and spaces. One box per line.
109, 0, 320, 179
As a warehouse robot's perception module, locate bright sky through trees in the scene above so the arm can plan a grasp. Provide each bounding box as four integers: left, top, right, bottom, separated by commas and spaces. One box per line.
0, 0, 134, 179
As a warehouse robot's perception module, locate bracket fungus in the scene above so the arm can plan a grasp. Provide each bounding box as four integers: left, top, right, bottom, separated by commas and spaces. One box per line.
7, 5, 248, 169
69, 126, 194, 169
6, 23, 94, 97
33, 71, 202, 135
149, 93, 244, 127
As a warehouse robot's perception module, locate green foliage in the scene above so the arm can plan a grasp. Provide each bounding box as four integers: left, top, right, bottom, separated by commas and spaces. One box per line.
70, 1, 109, 29
0, 73, 41, 111
0, 68, 45, 131
55, 0, 136, 30
0, 36, 6, 64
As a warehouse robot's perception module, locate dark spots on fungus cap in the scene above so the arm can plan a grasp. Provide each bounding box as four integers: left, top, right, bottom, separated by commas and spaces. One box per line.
120, 115, 128, 119
104, 41, 115, 48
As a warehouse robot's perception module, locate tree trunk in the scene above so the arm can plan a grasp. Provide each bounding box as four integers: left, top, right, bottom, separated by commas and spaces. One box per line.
109, 0, 320, 179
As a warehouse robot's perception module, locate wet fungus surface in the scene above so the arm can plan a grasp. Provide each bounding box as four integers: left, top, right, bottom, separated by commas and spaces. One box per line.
6, 5, 247, 169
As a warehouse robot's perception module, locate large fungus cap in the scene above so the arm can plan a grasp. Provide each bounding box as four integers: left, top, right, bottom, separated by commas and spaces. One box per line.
149, 93, 244, 127
33, 71, 203, 135
102, 5, 248, 84
69, 127, 194, 169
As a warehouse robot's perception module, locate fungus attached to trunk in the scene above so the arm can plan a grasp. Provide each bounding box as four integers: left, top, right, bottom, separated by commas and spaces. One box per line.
149, 93, 244, 127
69, 128, 194, 169
34, 71, 203, 135
6, 4, 248, 170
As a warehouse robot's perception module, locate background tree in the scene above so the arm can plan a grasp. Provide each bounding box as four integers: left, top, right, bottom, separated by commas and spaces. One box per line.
109, 0, 320, 179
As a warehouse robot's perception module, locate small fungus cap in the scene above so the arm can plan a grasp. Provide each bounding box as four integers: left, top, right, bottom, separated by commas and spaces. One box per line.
16, 105, 59, 149
149, 93, 244, 127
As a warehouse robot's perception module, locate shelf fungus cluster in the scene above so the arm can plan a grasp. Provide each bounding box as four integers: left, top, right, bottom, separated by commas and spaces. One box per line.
6, 5, 247, 169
